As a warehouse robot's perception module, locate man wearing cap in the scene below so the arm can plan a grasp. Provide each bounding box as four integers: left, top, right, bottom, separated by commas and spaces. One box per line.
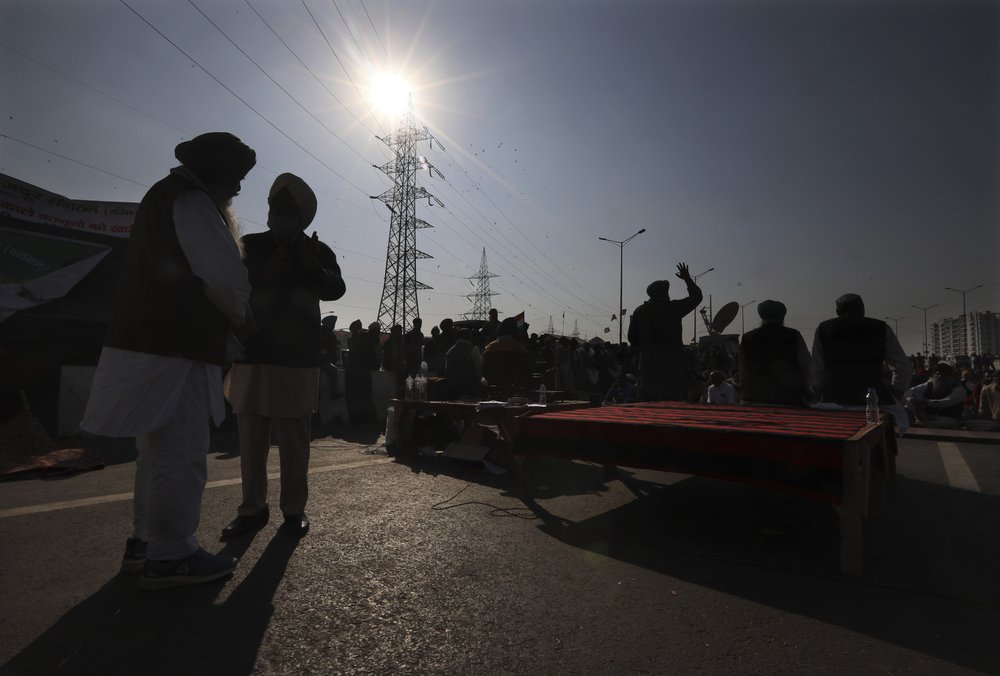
82, 132, 257, 589
223, 173, 346, 539
738, 300, 812, 406
627, 262, 703, 401
811, 293, 912, 432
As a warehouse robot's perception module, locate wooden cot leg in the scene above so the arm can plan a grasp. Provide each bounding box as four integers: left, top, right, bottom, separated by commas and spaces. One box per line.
839, 511, 864, 576
838, 441, 865, 575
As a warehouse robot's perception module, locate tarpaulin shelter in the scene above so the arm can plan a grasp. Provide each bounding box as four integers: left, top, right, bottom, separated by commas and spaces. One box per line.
0, 173, 136, 443
0, 172, 135, 365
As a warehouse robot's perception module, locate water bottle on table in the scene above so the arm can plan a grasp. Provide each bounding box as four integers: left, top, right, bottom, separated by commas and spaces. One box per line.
865, 387, 879, 424
539, 383, 547, 405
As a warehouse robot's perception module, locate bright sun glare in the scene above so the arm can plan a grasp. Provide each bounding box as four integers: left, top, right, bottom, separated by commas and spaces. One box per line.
369, 72, 410, 116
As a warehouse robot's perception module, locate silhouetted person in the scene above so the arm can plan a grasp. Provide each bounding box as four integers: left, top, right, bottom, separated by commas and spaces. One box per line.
739, 300, 811, 406
444, 329, 483, 398
382, 324, 407, 396
627, 262, 703, 401
224, 172, 346, 539
812, 293, 911, 432
81, 132, 256, 589
404, 317, 424, 378
346, 319, 376, 421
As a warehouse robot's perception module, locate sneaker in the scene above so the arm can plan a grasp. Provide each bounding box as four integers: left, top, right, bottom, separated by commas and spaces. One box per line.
138, 548, 237, 591
120, 538, 147, 574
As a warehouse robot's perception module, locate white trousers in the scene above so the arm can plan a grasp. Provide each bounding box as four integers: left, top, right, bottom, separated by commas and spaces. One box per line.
132, 366, 211, 561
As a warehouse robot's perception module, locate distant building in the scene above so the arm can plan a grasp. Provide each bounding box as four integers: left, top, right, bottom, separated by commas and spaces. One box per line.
931, 311, 1000, 357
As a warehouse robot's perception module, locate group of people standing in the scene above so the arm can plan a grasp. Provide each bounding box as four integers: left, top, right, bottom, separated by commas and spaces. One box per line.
82, 133, 345, 590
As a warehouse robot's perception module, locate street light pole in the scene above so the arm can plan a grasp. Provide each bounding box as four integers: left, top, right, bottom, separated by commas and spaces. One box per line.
911, 304, 938, 355
690, 267, 714, 343
885, 315, 904, 336
598, 228, 646, 345
740, 300, 756, 338
944, 284, 983, 354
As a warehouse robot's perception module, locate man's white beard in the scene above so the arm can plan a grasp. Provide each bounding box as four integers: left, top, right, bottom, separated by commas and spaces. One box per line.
220, 199, 244, 256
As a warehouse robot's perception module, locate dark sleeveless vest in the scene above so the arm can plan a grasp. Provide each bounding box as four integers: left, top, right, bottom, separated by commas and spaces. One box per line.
815, 316, 893, 405
103, 173, 230, 365
739, 324, 809, 405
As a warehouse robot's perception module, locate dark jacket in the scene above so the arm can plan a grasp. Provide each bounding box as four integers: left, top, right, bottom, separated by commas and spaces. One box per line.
815, 316, 894, 405
239, 231, 345, 367
104, 173, 230, 365
740, 324, 809, 406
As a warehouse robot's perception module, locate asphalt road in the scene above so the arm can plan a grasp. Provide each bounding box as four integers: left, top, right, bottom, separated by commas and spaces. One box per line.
1, 422, 998, 675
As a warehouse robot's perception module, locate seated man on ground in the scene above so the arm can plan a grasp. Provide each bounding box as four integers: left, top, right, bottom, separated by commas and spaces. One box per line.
979, 374, 1000, 423
706, 370, 737, 404
904, 363, 968, 427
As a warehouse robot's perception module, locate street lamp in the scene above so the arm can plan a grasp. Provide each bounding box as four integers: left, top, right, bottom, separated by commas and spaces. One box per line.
598, 227, 646, 345
740, 299, 757, 338
885, 315, 904, 336
911, 304, 938, 355
690, 267, 714, 343
944, 283, 983, 354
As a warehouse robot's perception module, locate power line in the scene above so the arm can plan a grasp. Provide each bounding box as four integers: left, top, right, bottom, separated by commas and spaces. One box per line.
0, 133, 148, 188
300, 0, 382, 128
242, 0, 383, 140
118, 0, 368, 195
359, 0, 389, 60
188, 0, 374, 166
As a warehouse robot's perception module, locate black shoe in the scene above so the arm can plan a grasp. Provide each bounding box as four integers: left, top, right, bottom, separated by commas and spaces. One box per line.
282, 513, 309, 537
221, 507, 269, 539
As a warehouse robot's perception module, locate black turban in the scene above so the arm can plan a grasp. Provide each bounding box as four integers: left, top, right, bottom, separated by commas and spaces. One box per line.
646, 280, 670, 299
175, 132, 256, 183
757, 300, 786, 323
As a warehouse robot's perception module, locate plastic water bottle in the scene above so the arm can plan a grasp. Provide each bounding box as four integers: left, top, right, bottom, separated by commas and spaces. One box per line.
865, 387, 879, 424
405, 375, 414, 400
415, 374, 427, 401
539, 383, 547, 405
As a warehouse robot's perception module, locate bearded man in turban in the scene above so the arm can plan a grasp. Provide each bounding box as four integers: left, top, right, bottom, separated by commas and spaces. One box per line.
222, 173, 346, 539
82, 132, 257, 589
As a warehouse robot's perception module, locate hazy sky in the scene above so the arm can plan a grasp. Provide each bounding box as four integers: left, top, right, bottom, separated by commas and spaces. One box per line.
2, 0, 997, 354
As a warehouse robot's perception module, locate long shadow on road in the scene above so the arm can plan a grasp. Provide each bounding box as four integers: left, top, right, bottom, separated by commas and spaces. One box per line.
527, 472, 1000, 674
1, 533, 300, 676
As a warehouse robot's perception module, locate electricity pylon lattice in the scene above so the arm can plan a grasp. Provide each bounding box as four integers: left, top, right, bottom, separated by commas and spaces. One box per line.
370, 97, 444, 332
546, 316, 554, 334
464, 248, 498, 320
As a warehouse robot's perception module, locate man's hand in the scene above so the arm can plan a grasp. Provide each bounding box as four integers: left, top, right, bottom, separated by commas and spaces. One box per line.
264, 246, 291, 279
299, 231, 320, 271
676, 262, 692, 281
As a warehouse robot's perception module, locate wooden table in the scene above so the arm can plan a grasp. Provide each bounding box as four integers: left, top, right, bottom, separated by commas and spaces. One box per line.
513, 401, 897, 575
389, 398, 592, 461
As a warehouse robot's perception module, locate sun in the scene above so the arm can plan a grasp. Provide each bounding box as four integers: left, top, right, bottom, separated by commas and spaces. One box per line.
368, 72, 411, 117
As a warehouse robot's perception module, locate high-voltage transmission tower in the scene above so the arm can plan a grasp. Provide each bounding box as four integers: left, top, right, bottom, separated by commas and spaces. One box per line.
370, 97, 444, 332
464, 248, 498, 320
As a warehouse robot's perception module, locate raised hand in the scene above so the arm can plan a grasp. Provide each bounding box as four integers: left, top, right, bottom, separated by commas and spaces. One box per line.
676, 262, 691, 281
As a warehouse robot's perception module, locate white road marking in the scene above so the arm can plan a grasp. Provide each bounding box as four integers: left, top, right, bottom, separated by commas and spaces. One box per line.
938, 442, 981, 492
0, 456, 393, 520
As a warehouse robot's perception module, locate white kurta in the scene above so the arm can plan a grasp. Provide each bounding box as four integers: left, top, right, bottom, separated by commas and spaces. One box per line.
81, 176, 250, 437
